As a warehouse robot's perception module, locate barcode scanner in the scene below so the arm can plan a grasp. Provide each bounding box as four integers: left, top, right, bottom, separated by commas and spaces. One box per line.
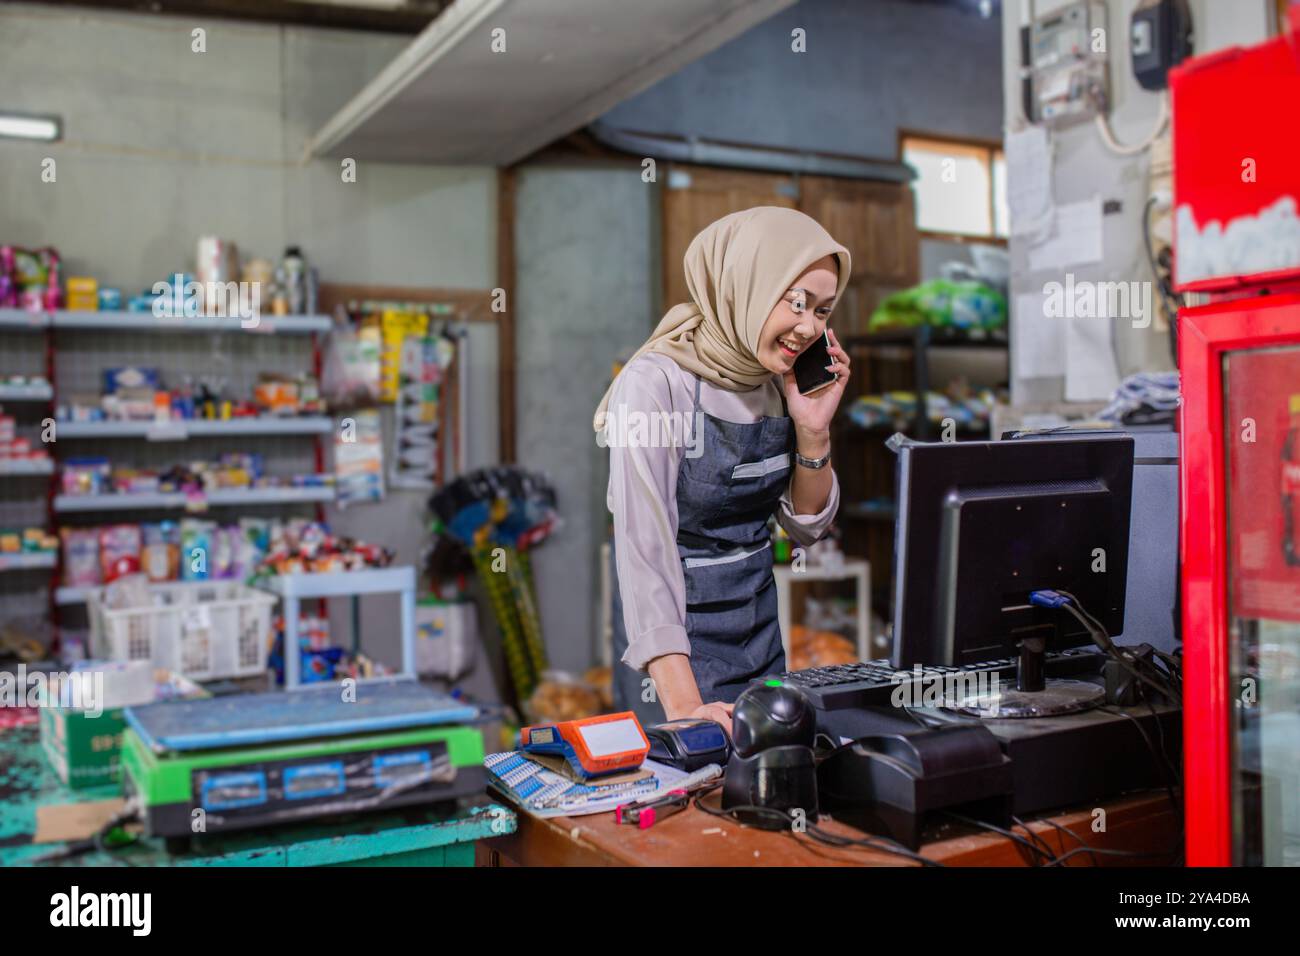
722, 682, 819, 829
731, 681, 816, 756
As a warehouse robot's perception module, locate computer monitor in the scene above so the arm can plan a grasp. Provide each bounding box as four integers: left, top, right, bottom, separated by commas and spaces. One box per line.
890, 434, 1134, 714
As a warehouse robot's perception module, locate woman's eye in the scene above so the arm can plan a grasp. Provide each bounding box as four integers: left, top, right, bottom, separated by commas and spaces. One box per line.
815, 308, 833, 319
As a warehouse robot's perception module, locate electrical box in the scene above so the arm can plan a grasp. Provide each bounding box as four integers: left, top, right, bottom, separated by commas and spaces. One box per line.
1021, 1, 1109, 128
1131, 0, 1193, 91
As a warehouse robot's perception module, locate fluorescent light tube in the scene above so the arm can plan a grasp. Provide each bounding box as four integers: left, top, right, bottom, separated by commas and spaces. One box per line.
0, 113, 62, 142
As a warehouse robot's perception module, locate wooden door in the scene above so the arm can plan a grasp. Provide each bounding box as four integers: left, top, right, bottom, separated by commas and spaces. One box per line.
797, 176, 919, 336
660, 164, 798, 309
661, 164, 919, 335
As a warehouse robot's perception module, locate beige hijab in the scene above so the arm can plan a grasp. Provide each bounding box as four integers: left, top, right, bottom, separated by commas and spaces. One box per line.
593, 206, 851, 431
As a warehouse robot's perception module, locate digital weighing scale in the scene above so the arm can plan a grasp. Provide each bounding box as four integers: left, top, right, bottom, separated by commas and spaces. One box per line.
121, 678, 486, 845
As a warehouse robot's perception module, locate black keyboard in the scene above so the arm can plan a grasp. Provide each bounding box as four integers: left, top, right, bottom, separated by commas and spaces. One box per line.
771, 648, 1105, 711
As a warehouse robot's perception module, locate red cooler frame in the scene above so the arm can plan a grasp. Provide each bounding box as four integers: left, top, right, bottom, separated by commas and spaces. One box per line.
1180, 291, 1300, 865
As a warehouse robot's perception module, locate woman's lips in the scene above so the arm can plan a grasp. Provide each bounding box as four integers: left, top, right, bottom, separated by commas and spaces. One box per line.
777, 338, 801, 357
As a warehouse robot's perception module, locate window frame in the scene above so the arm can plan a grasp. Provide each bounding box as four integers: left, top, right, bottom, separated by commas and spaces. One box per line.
898, 129, 1008, 247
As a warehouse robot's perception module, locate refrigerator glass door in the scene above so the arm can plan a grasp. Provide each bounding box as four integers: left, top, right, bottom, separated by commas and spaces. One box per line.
1223, 345, 1300, 866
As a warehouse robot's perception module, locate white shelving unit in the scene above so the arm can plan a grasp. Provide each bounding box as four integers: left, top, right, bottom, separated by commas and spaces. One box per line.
56, 416, 334, 440
260, 567, 418, 690
0, 459, 54, 476
0, 309, 48, 330
0, 308, 331, 334
54, 486, 335, 513
0, 382, 54, 401
51, 310, 331, 335
4, 301, 333, 623
54, 585, 95, 606
772, 558, 872, 663
0, 552, 57, 572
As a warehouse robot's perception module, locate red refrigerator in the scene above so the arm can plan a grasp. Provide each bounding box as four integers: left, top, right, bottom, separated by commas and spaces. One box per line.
1173, 7, 1300, 866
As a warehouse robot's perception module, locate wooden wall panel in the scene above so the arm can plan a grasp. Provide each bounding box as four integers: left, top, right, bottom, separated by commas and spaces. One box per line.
660, 165, 920, 337
661, 164, 797, 309
798, 177, 919, 336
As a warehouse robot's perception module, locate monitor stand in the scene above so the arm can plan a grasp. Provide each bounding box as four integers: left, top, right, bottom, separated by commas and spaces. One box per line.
948, 636, 1105, 719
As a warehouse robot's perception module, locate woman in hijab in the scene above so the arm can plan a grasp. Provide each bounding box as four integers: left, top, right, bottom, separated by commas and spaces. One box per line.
595, 207, 852, 735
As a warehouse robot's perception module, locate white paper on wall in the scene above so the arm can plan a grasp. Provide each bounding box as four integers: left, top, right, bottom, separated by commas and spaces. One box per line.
1064, 314, 1120, 402
1013, 291, 1066, 379
1006, 126, 1053, 237
1027, 196, 1104, 273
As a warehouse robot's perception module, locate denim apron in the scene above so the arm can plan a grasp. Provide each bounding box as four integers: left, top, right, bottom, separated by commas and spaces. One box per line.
612, 373, 795, 723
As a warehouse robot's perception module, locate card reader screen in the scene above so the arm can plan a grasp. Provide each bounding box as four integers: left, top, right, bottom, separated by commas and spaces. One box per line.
577, 718, 642, 757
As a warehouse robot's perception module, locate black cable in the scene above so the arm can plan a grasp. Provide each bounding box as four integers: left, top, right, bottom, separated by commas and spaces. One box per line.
1039, 816, 1101, 867
1047, 844, 1181, 866
1098, 705, 1181, 813
942, 812, 1054, 866
692, 794, 945, 867
1058, 599, 1180, 705
1140, 690, 1183, 799
1010, 813, 1058, 861
1142, 194, 1182, 368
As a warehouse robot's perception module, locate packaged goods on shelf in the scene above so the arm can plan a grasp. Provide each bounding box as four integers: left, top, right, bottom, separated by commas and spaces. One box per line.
57, 368, 325, 424
65, 276, 98, 311
99, 524, 142, 582
60, 528, 101, 587
847, 387, 1003, 432
141, 522, 180, 582
61, 517, 268, 588
0, 409, 52, 464
268, 614, 340, 685
0, 527, 58, 554
334, 408, 384, 506
58, 452, 332, 499
1, 374, 51, 391
378, 308, 429, 402
254, 520, 393, 577
0, 245, 61, 311
868, 278, 1008, 332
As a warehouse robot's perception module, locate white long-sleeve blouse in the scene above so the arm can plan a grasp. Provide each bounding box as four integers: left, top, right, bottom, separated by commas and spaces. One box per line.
605, 352, 840, 671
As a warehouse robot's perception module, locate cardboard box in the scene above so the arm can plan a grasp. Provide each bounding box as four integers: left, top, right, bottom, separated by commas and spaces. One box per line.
40, 669, 206, 790
40, 707, 128, 790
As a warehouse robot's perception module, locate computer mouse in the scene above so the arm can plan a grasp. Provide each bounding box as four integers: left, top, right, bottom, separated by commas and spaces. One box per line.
731, 682, 815, 757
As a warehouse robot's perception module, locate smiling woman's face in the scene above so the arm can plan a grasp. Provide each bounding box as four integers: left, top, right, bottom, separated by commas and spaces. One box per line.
755, 255, 840, 376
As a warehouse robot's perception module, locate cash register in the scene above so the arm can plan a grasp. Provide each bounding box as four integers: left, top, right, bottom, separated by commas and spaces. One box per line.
772, 433, 1182, 840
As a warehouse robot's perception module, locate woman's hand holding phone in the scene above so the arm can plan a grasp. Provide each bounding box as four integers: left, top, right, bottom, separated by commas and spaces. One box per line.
783, 327, 851, 439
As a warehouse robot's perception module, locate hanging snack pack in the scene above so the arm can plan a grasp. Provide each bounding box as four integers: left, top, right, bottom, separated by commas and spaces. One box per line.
430, 467, 559, 705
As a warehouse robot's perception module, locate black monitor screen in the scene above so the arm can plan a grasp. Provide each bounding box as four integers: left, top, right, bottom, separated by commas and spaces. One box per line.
891, 434, 1134, 668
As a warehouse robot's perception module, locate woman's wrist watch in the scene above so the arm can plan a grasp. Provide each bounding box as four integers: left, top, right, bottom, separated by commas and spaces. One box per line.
794, 449, 832, 470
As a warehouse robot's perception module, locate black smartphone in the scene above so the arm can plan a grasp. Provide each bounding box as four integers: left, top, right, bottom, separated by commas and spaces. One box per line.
793, 331, 837, 396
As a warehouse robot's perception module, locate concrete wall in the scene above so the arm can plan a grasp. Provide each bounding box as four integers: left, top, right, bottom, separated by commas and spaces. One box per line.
1, 4, 495, 292
1001, 0, 1273, 405
514, 165, 657, 674
0, 4, 499, 682
602, 0, 1004, 160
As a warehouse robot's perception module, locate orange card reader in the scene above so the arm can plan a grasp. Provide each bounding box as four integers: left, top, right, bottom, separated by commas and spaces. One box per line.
520, 711, 650, 779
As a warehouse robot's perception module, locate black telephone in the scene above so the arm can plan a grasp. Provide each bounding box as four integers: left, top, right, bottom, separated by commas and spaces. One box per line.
793, 331, 837, 396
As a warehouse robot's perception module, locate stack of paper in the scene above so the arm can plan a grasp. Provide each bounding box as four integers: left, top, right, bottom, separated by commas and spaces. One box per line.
484, 751, 688, 818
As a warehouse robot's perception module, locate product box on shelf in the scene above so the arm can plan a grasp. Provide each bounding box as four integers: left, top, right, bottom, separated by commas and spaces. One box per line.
415, 598, 478, 680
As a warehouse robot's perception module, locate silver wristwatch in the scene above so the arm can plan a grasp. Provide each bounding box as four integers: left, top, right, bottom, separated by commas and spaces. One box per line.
794, 449, 832, 470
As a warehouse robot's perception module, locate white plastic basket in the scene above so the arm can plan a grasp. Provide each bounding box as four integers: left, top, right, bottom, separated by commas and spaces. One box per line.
86, 581, 276, 682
